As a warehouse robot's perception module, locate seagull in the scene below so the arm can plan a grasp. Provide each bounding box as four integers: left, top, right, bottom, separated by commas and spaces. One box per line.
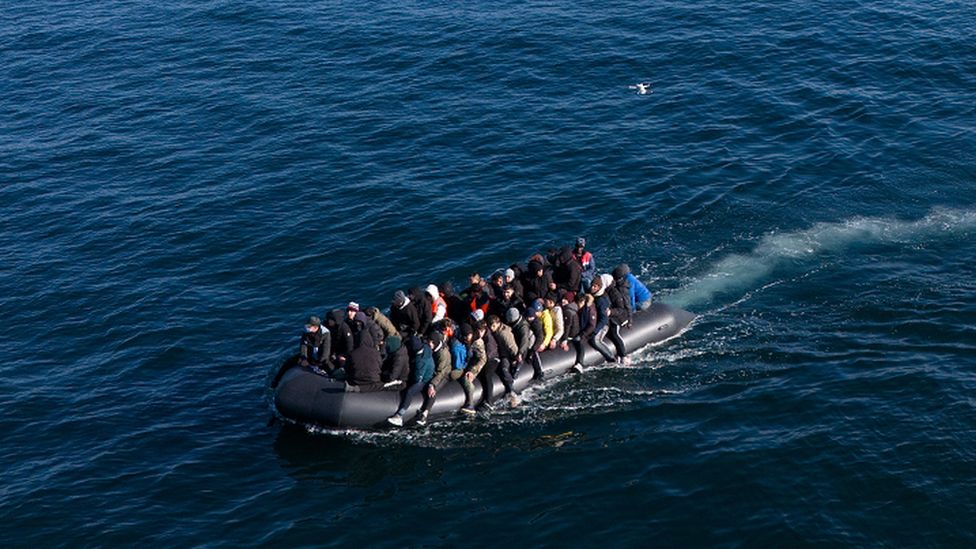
629, 82, 652, 95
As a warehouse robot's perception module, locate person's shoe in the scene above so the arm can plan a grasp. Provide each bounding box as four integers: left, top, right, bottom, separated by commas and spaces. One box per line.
460, 406, 477, 416
479, 401, 495, 413
532, 370, 546, 381
571, 363, 583, 374
622, 355, 632, 366
387, 414, 403, 427
416, 410, 428, 426
507, 393, 522, 407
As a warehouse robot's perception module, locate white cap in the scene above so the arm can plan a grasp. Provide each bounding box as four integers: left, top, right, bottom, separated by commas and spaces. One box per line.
426, 284, 439, 299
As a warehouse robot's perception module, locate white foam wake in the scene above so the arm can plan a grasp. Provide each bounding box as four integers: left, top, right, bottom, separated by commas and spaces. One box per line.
667, 207, 976, 309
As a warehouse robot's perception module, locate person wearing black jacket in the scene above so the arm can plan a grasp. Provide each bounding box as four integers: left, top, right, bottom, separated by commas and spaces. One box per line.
346, 331, 384, 392
381, 335, 409, 387
408, 286, 433, 336
553, 247, 583, 294
389, 290, 421, 336
521, 260, 554, 304
603, 273, 631, 364
299, 315, 332, 371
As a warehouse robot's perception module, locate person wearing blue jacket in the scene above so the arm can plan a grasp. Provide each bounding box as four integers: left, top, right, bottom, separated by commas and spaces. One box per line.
613, 263, 652, 311
387, 336, 436, 426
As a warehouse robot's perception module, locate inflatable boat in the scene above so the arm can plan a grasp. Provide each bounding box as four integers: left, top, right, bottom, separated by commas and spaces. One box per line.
271, 302, 695, 429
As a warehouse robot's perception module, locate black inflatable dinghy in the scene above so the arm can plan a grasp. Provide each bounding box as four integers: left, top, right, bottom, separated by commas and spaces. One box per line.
272, 302, 695, 429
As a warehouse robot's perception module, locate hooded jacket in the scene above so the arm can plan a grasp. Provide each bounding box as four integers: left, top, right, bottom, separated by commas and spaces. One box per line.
553, 247, 582, 293
347, 344, 382, 387
409, 287, 433, 335
382, 336, 409, 382
366, 307, 398, 340
411, 342, 435, 384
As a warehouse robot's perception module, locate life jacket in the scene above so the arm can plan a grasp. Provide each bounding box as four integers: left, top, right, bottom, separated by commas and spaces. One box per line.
579, 251, 594, 271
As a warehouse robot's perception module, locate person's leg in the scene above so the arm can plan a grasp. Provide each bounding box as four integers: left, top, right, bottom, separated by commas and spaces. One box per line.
480, 359, 499, 405
590, 327, 616, 362
530, 350, 544, 380
608, 322, 627, 359
395, 381, 425, 417
497, 357, 515, 395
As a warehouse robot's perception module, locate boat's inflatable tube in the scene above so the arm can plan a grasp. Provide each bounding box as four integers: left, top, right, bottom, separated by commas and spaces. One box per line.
273, 302, 695, 429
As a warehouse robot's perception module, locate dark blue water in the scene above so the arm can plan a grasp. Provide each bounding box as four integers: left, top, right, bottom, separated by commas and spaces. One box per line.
3, 0, 976, 545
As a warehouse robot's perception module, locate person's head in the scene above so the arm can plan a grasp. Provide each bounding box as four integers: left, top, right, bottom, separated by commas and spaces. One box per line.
503, 285, 515, 300
528, 260, 543, 277
504, 268, 516, 284
469, 272, 482, 287
346, 301, 359, 320
428, 330, 443, 350
426, 284, 439, 300
543, 294, 557, 309
459, 323, 474, 344
392, 290, 407, 308
490, 272, 504, 287
488, 314, 502, 332
612, 263, 630, 281
476, 319, 487, 335
306, 315, 321, 332
471, 309, 485, 323
561, 290, 576, 306
575, 236, 586, 253
590, 276, 603, 295
505, 307, 521, 325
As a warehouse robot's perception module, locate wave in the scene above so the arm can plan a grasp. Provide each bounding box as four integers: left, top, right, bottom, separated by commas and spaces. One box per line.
667, 207, 976, 309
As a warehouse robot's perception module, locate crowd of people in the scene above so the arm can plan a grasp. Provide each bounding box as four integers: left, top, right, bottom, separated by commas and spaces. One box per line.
297, 237, 653, 427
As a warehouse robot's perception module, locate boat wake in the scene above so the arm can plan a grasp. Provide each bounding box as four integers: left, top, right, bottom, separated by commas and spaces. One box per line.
666, 207, 976, 310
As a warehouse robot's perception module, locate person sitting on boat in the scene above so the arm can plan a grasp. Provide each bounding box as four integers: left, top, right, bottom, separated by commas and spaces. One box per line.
381, 335, 409, 388
487, 271, 506, 301
489, 284, 523, 320
461, 273, 491, 317
345, 331, 384, 392
441, 281, 467, 324
408, 286, 433, 336
426, 284, 447, 325
506, 307, 534, 378
521, 259, 554, 304
605, 272, 632, 365
588, 275, 620, 364
387, 336, 435, 427
416, 330, 461, 425
552, 246, 583, 294
390, 290, 421, 337
488, 314, 521, 407
575, 237, 596, 291
533, 299, 554, 352
476, 319, 502, 411
459, 322, 486, 415
557, 290, 578, 353
504, 266, 524, 299
524, 301, 547, 380
573, 292, 598, 373
365, 306, 398, 342
543, 293, 564, 351
327, 308, 355, 370
613, 263, 653, 311
298, 315, 331, 371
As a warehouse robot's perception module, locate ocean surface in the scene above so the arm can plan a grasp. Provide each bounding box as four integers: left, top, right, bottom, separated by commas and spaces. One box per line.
3, 0, 976, 546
